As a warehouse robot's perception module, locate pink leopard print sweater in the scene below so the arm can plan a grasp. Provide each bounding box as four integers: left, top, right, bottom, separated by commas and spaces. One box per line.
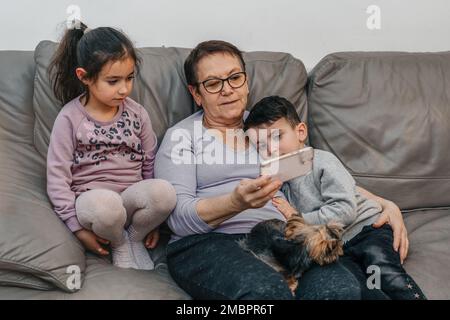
47, 96, 157, 232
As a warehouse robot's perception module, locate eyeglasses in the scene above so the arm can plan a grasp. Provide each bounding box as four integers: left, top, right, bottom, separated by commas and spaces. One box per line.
197, 71, 247, 94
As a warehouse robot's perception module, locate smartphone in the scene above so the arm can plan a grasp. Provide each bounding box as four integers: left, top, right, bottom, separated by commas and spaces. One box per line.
260, 146, 314, 182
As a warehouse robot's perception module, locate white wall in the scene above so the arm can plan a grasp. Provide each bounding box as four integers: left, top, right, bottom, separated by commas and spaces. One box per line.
1, 0, 449, 69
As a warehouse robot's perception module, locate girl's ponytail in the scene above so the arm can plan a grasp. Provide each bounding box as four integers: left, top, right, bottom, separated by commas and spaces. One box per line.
49, 22, 88, 105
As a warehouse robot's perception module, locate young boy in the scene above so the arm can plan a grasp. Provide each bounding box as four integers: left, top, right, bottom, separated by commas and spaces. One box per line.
244, 95, 426, 300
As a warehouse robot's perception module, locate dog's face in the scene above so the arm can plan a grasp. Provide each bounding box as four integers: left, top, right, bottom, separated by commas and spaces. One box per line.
285, 216, 344, 265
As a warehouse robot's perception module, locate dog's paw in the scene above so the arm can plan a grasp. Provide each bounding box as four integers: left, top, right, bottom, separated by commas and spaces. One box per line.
284, 215, 306, 239
286, 276, 298, 296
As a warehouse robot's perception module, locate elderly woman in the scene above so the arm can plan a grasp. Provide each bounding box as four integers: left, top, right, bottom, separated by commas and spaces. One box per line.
154, 40, 409, 300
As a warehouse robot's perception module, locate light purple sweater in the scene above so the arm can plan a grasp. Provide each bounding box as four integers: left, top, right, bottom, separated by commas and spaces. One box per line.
154, 110, 286, 242
47, 96, 157, 233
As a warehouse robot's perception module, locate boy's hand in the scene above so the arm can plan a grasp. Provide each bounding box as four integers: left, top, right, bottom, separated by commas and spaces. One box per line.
272, 197, 298, 219
75, 229, 110, 256
145, 228, 160, 249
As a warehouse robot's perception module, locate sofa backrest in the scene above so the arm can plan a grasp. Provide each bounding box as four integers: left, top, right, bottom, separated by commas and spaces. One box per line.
0, 51, 35, 145
307, 51, 450, 210
33, 41, 308, 158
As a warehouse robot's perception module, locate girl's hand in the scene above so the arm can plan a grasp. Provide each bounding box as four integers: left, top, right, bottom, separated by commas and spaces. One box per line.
145, 228, 160, 249
75, 229, 110, 256
373, 200, 409, 264
272, 197, 298, 219
230, 175, 283, 212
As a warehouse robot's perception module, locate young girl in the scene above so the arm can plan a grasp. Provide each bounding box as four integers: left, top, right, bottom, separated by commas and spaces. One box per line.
47, 22, 176, 270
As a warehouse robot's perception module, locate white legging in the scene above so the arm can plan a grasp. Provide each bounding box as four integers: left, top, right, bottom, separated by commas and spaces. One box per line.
75, 179, 176, 245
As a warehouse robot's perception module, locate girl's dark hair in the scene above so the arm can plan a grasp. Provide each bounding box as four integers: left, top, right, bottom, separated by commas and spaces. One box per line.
49, 22, 141, 105
244, 96, 301, 131
184, 40, 246, 87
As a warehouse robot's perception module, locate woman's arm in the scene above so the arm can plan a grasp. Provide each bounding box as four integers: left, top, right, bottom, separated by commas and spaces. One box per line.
154, 127, 212, 237
356, 186, 409, 264
154, 126, 282, 235
197, 176, 282, 227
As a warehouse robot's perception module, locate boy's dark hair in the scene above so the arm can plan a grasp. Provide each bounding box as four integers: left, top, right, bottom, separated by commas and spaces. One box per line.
49, 22, 141, 105
244, 96, 301, 131
184, 40, 246, 87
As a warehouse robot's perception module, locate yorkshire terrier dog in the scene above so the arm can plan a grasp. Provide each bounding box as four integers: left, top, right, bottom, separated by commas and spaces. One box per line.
239, 215, 344, 293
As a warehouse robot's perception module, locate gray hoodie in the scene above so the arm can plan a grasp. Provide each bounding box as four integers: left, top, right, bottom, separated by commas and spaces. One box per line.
282, 148, 382, 243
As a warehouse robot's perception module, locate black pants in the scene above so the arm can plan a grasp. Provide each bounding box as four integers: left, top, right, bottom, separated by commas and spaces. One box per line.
343, 224, 426, 300
167, 232, 362, 300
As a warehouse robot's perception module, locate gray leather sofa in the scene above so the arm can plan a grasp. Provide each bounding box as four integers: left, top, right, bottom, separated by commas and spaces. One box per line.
0, 40, 449, 299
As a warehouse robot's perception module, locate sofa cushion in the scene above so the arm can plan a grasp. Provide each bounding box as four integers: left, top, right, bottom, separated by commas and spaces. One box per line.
244, 51, 308, 117
307, 51, 450, 210
33, 40, 308, 157
0, 141, 86, 292
0, 253, 189, 299
403, 208, 450, 299
0, 51, 35, 145
0, 49, 86, 293
0, 270, 54, 291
